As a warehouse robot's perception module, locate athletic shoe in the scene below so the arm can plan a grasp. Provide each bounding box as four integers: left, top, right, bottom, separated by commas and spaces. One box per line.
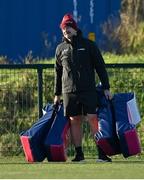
72, 154, 85, 162
96, 156, 112, 162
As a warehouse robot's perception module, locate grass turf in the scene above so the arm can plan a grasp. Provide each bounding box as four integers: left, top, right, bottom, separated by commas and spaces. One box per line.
0, 156, 144, 179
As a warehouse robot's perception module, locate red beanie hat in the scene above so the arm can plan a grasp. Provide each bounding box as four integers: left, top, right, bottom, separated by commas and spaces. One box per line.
60, 14, 78, 30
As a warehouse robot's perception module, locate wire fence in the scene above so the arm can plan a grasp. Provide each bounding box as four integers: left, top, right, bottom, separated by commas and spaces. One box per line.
0, 63, 144, 158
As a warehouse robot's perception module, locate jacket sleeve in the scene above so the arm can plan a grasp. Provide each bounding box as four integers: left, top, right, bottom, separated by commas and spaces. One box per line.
90, 41, 110, 90
54, 48, 63, 96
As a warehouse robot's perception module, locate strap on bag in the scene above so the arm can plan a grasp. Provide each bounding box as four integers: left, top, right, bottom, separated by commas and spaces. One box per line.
51, 100, 63, 124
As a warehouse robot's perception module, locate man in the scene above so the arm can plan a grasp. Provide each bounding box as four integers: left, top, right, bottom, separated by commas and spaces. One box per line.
54, 14, 112, 162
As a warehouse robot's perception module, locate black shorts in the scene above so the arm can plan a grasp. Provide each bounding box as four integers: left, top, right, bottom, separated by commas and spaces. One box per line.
63, 91, 98, 116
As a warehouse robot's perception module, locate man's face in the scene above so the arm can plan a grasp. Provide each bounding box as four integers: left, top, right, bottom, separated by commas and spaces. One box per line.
62, 26, 77, 40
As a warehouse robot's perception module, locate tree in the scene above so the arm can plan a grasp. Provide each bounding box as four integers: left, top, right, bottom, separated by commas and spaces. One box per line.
102, 0, 144, 54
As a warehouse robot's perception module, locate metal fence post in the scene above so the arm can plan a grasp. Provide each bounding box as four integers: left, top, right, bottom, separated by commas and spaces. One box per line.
37, 66, 43, 118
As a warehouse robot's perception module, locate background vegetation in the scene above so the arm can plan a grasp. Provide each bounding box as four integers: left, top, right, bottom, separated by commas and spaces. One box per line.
103, 0, 144, 55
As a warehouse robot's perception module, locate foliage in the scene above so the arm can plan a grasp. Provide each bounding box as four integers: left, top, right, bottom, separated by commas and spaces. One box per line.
103, 52, 144, 63
43, 69, 55, 104
102, 0, 144, 54
0, 133, 21, 156
0, 56, 9, 64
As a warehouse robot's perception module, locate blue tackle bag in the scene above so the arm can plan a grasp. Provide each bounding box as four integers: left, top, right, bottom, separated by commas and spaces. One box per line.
113, 93, 141, 158
44, 104, 70, 162
95, 89, 121, 156
20, 103, 59, 162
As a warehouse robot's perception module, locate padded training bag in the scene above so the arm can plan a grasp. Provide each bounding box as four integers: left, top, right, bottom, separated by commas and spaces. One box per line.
44, 104, 70, 162
20, 104, 58, 162
113, 93, 141, 158
95, 88, 121, 156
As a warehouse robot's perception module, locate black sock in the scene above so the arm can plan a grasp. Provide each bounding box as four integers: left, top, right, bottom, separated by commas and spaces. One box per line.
97, 145, 108, 159
75, 146, 84, 156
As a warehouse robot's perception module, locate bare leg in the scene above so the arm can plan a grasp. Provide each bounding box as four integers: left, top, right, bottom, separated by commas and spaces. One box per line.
87, 114, 98, 136
70, 115, 84, 161
69, 115, 83, 147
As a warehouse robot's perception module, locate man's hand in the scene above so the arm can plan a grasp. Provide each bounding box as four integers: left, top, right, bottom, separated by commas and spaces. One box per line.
104, 89, 112, 100
54, 95, 61, 104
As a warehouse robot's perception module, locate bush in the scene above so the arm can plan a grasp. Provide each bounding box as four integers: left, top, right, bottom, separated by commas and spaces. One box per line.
0, 133, 21, 156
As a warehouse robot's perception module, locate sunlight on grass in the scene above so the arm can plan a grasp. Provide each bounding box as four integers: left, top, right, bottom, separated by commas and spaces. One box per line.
0, 156, 144, 179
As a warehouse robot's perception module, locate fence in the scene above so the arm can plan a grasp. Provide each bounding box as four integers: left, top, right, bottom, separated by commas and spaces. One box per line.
0, 63, 144, 157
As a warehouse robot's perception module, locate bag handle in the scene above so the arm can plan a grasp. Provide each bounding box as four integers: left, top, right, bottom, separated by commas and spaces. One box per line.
51, 100, 63, 120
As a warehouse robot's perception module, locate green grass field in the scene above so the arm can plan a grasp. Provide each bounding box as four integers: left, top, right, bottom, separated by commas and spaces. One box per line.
0, 156, 144, 179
